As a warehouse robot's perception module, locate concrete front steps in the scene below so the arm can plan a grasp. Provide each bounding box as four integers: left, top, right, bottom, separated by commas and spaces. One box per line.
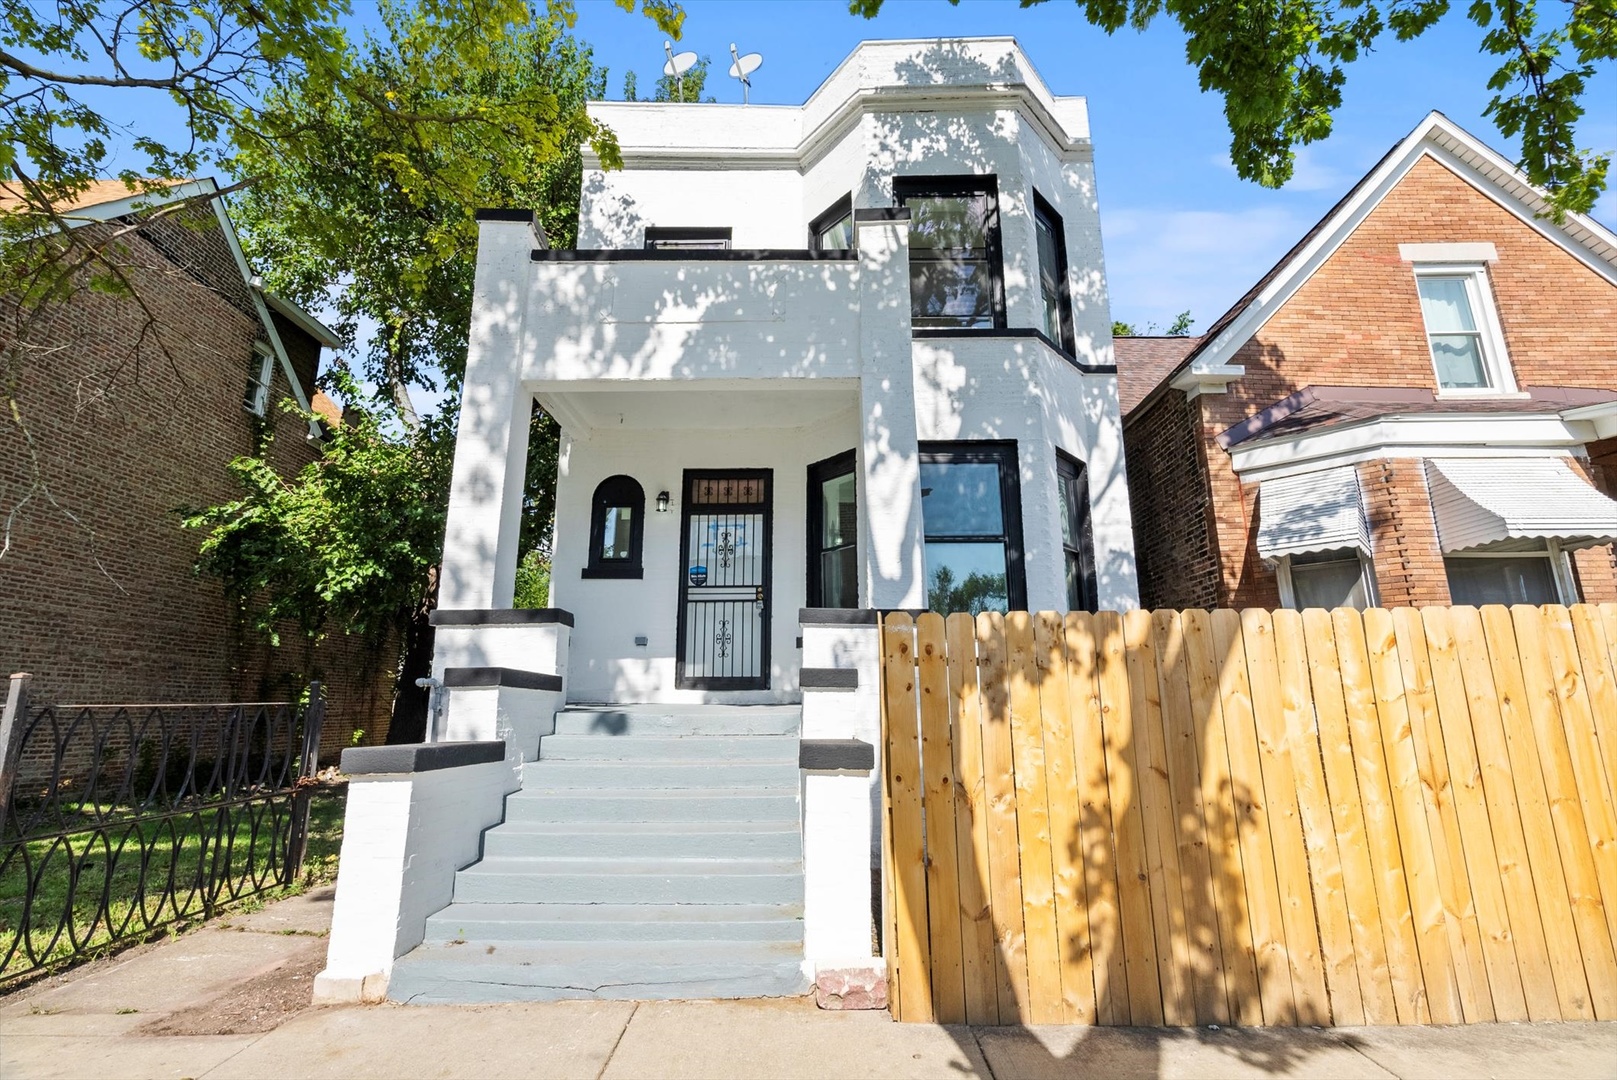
387, 705, 809, 1005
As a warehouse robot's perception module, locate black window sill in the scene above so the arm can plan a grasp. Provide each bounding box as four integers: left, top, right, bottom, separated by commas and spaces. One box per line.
582, 564, 644, 580
911, 327, 1115, 375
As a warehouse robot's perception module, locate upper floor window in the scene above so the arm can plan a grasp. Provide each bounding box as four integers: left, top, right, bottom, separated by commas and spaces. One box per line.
584, 475, 645, 578
1056, 452, 1096, 612
810, 195, 854, 253
645, 227, 731, 251
1033, 192, 1075, 353
895, 176, 1005, 330
244, 342, 275, 416
1414, 267, 1515, 394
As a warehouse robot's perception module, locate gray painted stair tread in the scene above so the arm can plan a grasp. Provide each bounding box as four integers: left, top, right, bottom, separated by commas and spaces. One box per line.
537, 734, 799, 761
488, 819, 798, 836
425, 902, 803, 923
553, 706, 800, 736
464, 857, 802, 875
422, 902, 804, 944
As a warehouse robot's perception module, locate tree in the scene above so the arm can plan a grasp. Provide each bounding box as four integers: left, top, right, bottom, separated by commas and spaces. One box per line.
851, 0, 1614, 218
1113, 309, 1193, 336
927, 564, 1008, 615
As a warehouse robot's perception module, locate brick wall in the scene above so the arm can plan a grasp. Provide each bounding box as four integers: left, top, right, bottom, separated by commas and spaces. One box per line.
1186, 154, 1617, 607
1122, 388, 1222, 609
0, 208, 394, 765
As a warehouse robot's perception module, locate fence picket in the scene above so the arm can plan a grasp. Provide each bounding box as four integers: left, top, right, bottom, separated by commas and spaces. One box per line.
1006, 612, 1064, 1024
1184, 609, 1265, 1026
1066, 612, 1128, 1026
1568, 606, 1617, 807
1418, 607, 1525, 1022
946, 612, 999, 1025
1510, 605, 1617, 1019
1480, 605, 1592, 1020
881, 613, 932, 1023
977, 612, 1030, 1021
917, 613, 966, 1022
1212, 609, 1297, 1026
1093, 609, 1164, 1025
1034, 612, 1096, 1023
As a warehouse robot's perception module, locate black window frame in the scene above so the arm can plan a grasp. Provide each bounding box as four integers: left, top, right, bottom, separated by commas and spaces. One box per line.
893, 175, 1007, 331
583, 474, 645, 579
1056, 451, 1097, 613
808, 194, 855, 254
806, 448, 859, 608
643, 226, 733, 250
1032, 190, 1077, 355
917, 440, 1026, 612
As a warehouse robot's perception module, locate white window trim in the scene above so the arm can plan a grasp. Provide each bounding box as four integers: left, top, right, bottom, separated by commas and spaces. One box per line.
1441, 540, 1579, 604
245, 342, 275, 417
1275, 549, 1379, 611
1412, 262, 1521, 398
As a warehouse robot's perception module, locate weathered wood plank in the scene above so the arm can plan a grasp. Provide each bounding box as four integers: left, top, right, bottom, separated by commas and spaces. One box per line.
1130, 610, 1195, 1026
1511, 605, 1617, 1019
1094, 609, 1165, 1025
1419, 606, 1527, 1022
977, 611, 1031, 1021
1006, 611, 1064, 1024
1479, 604, 1592, 1021
1334, 607, 1427, 1024
1450, 605, 1560, 1020
882, 613, 932, 1022
917, 613, 966, 1023
1067, 612, 1128, 1026
1187, 610, 1266, 1027
946, 612, 999, 1026
1035, 611, 1096, 1023
1157, 610, 1231, 1025
1250, 609, 1330, 1026
1301, 608, 1397, 1024
1212, 609, 1297, 1026
1389, 607, 1489, 1023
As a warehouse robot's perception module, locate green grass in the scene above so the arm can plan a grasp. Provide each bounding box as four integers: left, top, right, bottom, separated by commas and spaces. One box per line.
0, 788, 345, 982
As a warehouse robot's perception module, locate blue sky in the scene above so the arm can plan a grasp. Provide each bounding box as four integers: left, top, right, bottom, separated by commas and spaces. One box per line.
569, 0, 1617, 333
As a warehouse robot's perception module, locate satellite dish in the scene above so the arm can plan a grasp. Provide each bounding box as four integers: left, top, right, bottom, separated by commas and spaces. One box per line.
728, 43, 763, 105
663, 40, 698, 99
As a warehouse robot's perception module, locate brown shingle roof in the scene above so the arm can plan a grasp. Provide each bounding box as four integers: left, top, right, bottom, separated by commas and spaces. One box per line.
1114, 335, 1203, 416
0, 178, 188, 215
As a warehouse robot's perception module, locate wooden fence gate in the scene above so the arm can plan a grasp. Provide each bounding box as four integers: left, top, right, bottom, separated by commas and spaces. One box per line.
878, 605, 1617, 1026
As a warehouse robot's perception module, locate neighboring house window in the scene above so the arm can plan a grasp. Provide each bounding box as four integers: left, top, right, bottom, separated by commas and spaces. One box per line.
1277, 549, 1374, 611
918, 442, 1026, 613
807, 450, 858, 607
584, 475, 645, 578
244, 342, 275, 416
1414, 267, 1515, 393
1056, 452, 1096, 612
895, 176, 1006, 330
1444, 542, 1575, 606
1033, 192, 1075, 353
809, 194, 854, 253
644, 227, 732, 250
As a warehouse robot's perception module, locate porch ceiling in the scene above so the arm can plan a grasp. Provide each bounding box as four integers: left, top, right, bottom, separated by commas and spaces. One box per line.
537, 381, 857, 433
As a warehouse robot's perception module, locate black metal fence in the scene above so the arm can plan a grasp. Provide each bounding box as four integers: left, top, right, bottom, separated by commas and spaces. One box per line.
0, 674, 325, 984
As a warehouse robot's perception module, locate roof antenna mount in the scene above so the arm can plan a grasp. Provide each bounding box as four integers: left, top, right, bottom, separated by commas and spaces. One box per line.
663, 41, 698, 101
728, 43, 763, 105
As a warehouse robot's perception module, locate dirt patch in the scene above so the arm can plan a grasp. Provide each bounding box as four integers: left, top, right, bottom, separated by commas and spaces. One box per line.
134, 938, 327, 1036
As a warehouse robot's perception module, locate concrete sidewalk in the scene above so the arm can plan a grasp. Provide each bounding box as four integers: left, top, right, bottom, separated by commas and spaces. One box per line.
3, 890, 1614, 1080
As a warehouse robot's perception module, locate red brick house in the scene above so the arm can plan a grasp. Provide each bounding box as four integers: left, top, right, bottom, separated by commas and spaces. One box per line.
1119, 112, 1617, 612
0, 179, 393, 752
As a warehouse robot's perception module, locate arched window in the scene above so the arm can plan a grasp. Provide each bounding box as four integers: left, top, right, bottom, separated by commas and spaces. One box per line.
584, 475, 645, 578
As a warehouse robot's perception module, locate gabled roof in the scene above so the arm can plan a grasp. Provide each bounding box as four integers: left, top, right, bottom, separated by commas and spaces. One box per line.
1113, 335, 1203, 415
1126, 112, 1617, 421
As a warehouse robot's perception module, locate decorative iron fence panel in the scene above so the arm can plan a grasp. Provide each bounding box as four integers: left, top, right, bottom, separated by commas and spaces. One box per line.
0, 676, 324, 984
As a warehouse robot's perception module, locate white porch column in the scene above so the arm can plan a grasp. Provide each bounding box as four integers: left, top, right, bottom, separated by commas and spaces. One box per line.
439, 212, 537, 610
856, 213, 926, 610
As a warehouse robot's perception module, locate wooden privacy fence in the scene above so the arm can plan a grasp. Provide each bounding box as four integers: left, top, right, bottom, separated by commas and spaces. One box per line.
878, 604, 1617, 1027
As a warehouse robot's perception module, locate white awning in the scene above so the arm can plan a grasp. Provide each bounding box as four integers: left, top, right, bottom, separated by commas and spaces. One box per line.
1256, 465, 1370, 562
1425, 457, 1617, 552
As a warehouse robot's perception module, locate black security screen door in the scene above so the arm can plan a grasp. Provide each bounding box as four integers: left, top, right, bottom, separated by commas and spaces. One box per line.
676, 470, 772, 690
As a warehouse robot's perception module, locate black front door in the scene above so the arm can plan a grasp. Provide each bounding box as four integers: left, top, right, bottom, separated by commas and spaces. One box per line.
676, 470, 772, 690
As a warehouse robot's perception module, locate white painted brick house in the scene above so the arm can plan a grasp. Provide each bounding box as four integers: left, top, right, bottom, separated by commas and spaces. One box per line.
318, 37, 1140, 1006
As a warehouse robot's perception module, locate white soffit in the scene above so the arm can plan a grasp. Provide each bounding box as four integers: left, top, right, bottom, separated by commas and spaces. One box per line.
1256, 465, 1370, 561
1425, 457, 1617, 552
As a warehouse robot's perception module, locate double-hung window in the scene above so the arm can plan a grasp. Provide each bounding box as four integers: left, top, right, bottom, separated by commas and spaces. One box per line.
895, 177, 1006, 330
1056, 453, 1096, 612
1444, 542, 1575, 606
244, 342, 275, 416
1278, 550, 1374, 611
809, 195, 854, 253
1414, 266, 1515, 394
918, 442, 1026, 614
1033, 192, 1076, 353
807, 450, 858, 607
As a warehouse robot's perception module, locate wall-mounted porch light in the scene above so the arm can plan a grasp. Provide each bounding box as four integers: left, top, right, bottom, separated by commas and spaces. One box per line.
656, 490, 671, 513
